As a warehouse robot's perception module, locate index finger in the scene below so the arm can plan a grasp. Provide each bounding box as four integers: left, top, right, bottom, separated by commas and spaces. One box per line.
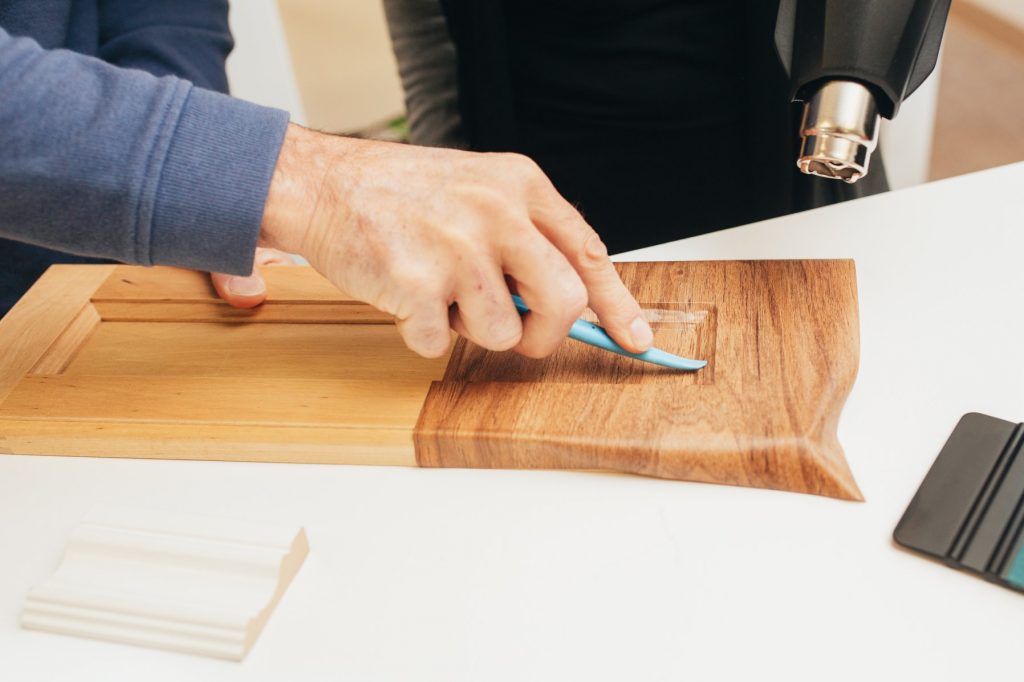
527, 186, 653, 353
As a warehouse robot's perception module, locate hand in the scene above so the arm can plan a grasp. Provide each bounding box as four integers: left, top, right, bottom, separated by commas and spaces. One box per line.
257, 123, 654, 359
210, 247, 295, 308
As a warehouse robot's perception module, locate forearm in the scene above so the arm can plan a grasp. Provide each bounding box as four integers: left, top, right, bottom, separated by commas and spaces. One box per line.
258, 124, 329, 255
0, 28, 288, 275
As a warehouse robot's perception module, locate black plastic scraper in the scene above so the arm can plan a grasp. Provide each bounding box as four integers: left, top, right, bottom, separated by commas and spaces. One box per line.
895, 412, 1024, 594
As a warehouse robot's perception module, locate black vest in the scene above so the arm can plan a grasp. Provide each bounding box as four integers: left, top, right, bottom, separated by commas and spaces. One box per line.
440, 0, 887, 254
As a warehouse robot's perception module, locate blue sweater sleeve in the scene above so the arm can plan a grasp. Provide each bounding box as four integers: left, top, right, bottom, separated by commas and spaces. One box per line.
98, 0, 233, 93
0, 27, 290, 275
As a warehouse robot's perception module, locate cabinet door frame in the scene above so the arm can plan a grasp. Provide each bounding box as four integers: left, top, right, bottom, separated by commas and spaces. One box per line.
0, 265, 431, 465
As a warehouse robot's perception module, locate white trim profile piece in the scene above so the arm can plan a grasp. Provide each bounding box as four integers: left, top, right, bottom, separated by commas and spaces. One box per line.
21, 505, 309, 661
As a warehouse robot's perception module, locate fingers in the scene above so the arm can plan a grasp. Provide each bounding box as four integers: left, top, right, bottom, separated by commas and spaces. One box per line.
403, 258, 523, 356
572, 229, 653, 352
449, 263, 523, 351
526, 184, 653, 353
501, 230, 588, 358
395, 300, 453, 358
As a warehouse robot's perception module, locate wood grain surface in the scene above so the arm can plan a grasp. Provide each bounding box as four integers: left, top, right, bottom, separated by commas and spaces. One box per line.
415, 260, 863, 500
92, 265, 392, 323
0, 265, 446, 465
0, 265, 114, 405
0, 261, 861, 499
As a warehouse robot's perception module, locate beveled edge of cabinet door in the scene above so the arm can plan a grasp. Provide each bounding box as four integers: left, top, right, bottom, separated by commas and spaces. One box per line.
0, 264, 115, 406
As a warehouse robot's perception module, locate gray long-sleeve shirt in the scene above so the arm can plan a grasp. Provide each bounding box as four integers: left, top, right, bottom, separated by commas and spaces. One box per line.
383, 0, 464, 149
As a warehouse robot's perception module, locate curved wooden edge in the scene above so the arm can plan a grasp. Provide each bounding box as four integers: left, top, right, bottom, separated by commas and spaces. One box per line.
414, 384, 863, 500
807, 439, 864, 501
798, 258, 863, 501
0, 265, 115, 405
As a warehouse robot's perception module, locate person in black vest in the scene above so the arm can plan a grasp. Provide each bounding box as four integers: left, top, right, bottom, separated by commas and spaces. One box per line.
385, 0, 889, 255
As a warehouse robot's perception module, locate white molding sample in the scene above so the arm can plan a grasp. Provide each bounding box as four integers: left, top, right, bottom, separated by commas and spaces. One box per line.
21, 505, 309, 661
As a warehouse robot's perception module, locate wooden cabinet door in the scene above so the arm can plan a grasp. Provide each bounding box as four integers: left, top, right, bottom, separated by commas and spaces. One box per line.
0, 260, 861, 499
0, 265, 448, 466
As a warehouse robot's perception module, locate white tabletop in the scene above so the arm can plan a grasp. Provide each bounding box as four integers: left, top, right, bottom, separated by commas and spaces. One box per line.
2, 163, 1023, 681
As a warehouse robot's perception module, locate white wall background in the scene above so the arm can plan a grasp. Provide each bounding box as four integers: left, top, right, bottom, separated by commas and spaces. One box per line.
225, 0, 307, 125
275, 0, 405, 132
225, 1, 405, 132
968, 0, 1024, 27
880, 60, 943, 190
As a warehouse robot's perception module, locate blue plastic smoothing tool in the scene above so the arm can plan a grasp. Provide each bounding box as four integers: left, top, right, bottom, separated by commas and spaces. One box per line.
511, 294, 706, 372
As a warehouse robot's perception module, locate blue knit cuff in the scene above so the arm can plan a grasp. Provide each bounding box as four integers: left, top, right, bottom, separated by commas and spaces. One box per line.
149, 86, 289, 275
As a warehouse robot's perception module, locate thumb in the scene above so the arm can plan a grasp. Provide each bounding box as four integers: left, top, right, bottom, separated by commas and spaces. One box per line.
210, 248, 296, 308
210, 270, 268, 309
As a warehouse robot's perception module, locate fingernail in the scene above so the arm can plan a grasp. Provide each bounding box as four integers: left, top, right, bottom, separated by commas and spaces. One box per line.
227, 275, 266, 297
629, 315, 654, 350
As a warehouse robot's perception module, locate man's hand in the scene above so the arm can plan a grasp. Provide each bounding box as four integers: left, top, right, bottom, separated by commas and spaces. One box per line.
210, 247, 294, 308
256, 123, 654, 359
